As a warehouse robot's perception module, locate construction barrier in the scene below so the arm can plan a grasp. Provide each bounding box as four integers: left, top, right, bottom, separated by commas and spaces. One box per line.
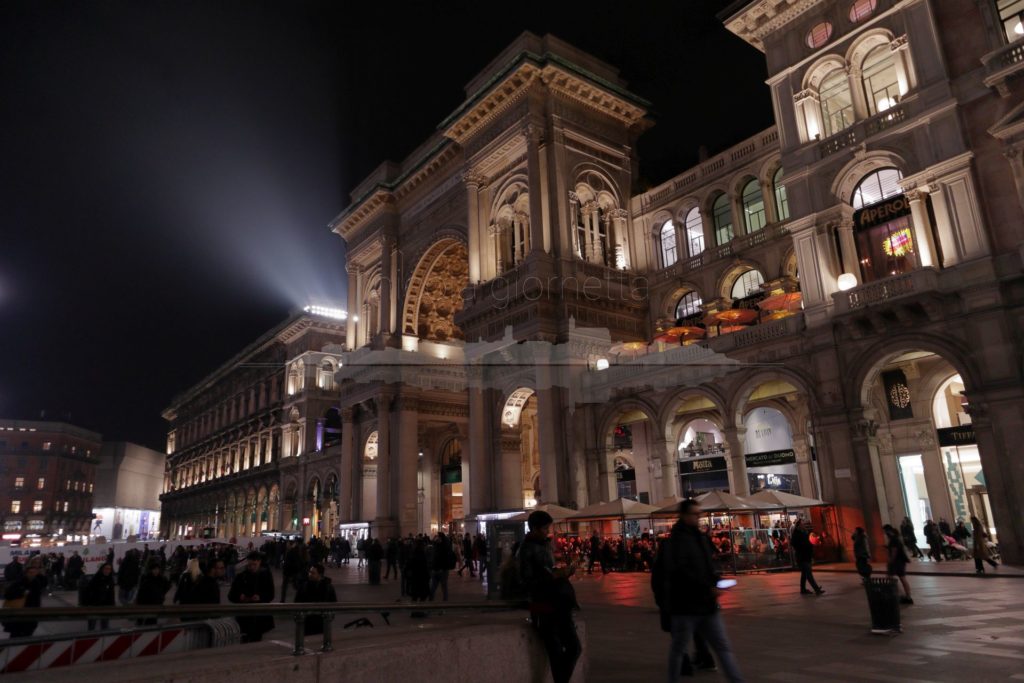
0, 618, 239, 673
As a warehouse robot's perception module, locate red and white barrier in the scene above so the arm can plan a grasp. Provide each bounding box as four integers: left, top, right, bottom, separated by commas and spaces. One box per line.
0, 628, 187, 673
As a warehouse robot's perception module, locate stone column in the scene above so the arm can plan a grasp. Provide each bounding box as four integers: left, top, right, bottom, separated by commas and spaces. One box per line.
594, 448, 615, 502
653, 439, 679, 500
374, 391, 393, 538
379, 236, 393, 337
699, 207, 716, 252
353, 265, 365, 348
525, 124, 547, 254
906, 189, 937, 268
836, 220, 860, 282
346, 265, 359, 349
338, 408, 355, 522
919, 443, 955, 522
464, 173, 484, 282
967, 395, 1024, 564
609, 208, 630, 270
847, 416, 888, 554
535, 372, 563, 504
791, 433, 817, 499
498, 431, 523, 510
722, 426, 749, 496
466, 385, 492, 517
926, 181, 959, 267
393, 394, 420, 536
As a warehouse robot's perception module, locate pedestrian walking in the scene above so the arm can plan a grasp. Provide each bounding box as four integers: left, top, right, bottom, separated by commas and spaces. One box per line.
228, 552, 275, 642
900, 517, 923, 558
366, 537, 384, 585
458, 532, 475, 577
407, 539, 431, 602
971, 516, 999, 574
281, 541, 302, 602
660, 500, 744, 683
117, 549, 142, 605
2, 557, 48, 639
652, 536, 716, 676
429, 533, 455, 601
519, 510, 581, 683
791, 519, 824, 595
385, 537, 399, 580
923, 520, 944, 562
883, 524, 913, 604
852, 527, 872, 578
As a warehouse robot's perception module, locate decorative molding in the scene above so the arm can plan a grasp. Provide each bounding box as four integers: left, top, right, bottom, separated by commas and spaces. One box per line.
443, 63, 542, 144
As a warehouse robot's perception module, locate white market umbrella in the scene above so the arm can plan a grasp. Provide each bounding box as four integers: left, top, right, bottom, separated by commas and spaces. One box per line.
746, 490, 825, 509
696, 490, 756, 512
571, 497, 661, 520
508, 503, 578, 523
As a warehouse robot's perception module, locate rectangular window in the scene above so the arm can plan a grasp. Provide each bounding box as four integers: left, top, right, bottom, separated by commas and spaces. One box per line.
10, 501, 20, 513
65, 480, 71, 490
855, 215, 919, 282
14, 477, 24, 489
62, 501, 69, 512
42, 441, 51, 451
89, 483, 94, 493
32, 501, 42, 513
36, 477, 45, 490
997, 0, 1024, 44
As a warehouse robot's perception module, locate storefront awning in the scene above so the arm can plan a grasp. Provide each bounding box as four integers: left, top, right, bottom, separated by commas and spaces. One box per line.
571, 498, 661, 520
746, 490, 825, 508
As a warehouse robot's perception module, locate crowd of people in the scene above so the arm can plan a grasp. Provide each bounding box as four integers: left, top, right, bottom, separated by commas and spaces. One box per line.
898, 516, 1000, 571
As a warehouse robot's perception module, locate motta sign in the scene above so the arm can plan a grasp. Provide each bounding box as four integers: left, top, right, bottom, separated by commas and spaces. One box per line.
678, 457, 728, 475
745, 449, 797, 468
937, 425, 976, 447
853, 194, 911, 230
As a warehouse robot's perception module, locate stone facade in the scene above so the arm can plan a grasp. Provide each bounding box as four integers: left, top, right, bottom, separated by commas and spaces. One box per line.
159, 312, 346, 539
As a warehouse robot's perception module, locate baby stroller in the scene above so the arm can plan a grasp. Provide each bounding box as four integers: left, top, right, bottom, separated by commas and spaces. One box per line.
943, 534, 970, 560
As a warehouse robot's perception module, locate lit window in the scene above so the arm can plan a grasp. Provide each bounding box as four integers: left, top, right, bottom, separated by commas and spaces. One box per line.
675, 291, 704, 320
36, 478, 45, 490
42, 442, 51, 451
819, 68, 854, 138
711, 193, 733, 246
774, 168, 790, 221
32, 501, 42, 513
862, 44, 901, 115
65, 480, 71, 490
997, 0, 1024, 43
660, 221, 678, 268
62, 501, 69, 512
849, 0, 877, 22
684, 207, 704, 256
14, 477, 24, 489
806, 21, 833, 49
741, 179, 766, 233
10, 501, 20, 514
852, 168, 904, 209
731, 269, 765, 299
89, 483, 94, 493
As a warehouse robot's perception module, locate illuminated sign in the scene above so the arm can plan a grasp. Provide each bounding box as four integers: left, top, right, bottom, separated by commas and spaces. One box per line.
882, 227, 913, 257
853, 194, 911, 230
937, 425, 976, 447
678, 457, 728, 474
745, 449, 797, 468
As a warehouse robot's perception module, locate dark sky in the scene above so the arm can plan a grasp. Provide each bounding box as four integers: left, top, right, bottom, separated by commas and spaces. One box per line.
0, 0, 771, 450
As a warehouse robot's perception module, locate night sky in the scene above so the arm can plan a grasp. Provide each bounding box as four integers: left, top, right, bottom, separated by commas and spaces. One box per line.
0, 0, 771, 450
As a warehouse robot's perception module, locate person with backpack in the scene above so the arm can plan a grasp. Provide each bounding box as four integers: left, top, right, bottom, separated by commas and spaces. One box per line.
2, 557, 48, 639
519, 510, 581, 683
652, 536, 716, 676
852, 527, 872, 579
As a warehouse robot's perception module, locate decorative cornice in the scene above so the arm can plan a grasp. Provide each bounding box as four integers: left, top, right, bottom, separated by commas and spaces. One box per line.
540, 65, 648, 128
443, 63, 543, 144
723, 0, 820, 52
333, 189, 396, 240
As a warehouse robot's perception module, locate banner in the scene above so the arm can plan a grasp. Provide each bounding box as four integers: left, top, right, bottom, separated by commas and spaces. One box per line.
882, 369, 914, 420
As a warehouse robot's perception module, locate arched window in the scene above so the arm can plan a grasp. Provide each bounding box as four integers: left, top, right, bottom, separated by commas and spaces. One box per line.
675, 291, 703, 321
852, 168, 903, 208
862, 44, 901, 115
731, 269, 765, 299
773, 168, 790, 221
997, 0, 1024, 43
574, 203, 609, 266
819, 67, 854, 137
684, 207, 704, 256
741, 179, 766, 233
660, 221, 678, 268
711, 193, 733, 246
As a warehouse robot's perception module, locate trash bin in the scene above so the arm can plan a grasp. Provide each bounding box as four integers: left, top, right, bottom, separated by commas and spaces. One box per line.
864, 577, 901, 634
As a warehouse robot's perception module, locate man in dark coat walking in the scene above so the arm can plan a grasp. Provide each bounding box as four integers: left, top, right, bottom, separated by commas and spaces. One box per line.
228, 552, 275, 642
661, 500, 745, 683
791, 519, 824, 595
294, 563, 337, 635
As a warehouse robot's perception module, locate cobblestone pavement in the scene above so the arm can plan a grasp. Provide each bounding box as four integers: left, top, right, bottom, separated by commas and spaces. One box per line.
8, 562, 1024, 682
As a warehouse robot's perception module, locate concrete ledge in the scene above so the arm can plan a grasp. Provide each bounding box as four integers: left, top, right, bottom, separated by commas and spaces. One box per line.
8, 614, 587, 683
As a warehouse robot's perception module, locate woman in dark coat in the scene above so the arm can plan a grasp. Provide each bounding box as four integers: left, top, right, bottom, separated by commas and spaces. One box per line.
852, 527, 872, 578
135, 559, 172, 625
883, 524, 913, 604
84, 562, 116, 631
228, 552, 275, 642
407, 540, 431, 602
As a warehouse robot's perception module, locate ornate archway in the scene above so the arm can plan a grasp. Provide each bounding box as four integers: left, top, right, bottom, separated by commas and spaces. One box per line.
401, 239, 469, 341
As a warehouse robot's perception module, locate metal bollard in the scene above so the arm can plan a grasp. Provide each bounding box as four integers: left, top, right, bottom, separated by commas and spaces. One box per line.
293, 613, 306, 656
320, 613, 334, 653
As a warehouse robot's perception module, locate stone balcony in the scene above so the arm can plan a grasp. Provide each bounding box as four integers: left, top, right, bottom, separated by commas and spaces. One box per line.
831, 267, 943, 314
652, 221, 791, 285
829, 267, 960, 339
982, 39, 1024, 97
816, 99, 911, 159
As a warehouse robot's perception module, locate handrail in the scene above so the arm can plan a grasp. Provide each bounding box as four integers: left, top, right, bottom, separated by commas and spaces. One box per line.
0, 600, 527, 657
